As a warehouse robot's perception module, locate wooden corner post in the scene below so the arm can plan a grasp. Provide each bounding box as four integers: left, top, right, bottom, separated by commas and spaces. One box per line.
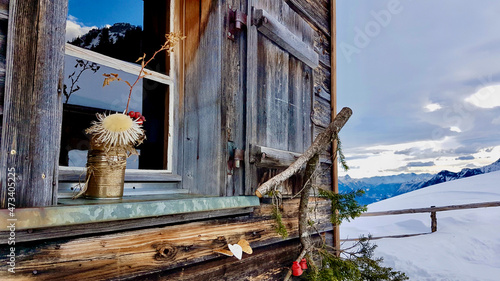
0, 0, 68, 207
330, 0, 341, 255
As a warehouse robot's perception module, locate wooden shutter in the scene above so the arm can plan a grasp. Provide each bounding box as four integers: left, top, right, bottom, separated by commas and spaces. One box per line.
245, 0, 318, 195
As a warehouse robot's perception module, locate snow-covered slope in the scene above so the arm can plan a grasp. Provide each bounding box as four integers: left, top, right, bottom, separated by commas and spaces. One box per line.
341, 171, 500, 281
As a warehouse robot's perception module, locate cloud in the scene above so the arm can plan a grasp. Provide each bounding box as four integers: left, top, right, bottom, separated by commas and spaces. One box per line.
456, 155, 475, 160
336, 0, 500, 178
425, 103, 442, 112
465, 85, 500, 109
394, 148, 413, 155
406, 161, 435, 167
66, 15, 97, 42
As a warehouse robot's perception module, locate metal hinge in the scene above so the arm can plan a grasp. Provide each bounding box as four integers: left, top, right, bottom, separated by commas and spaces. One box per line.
227, 5, 247, 40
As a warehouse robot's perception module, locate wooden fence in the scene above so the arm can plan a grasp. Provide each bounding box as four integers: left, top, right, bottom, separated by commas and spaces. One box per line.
341, 201, 500, 241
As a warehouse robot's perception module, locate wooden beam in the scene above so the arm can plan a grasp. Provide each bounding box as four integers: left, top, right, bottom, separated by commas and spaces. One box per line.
0, 200, 332, 280
134, 239, 302, 281
330, 0, 340, 255
250, 144, 301, 168
0, 207, 254, 244
284, 0, 330, 36
0, 0, 68, 208
252, 8, 319, 69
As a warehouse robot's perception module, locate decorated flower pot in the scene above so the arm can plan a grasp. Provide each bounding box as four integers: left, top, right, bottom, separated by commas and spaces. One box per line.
84, 144, 127, 199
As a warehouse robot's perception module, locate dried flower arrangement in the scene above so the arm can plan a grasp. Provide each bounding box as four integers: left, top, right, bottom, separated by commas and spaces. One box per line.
74, 31, 185, 199
88, 31, 185, 153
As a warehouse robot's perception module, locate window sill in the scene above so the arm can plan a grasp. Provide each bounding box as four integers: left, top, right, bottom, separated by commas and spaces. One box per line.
0, 194, 260, 231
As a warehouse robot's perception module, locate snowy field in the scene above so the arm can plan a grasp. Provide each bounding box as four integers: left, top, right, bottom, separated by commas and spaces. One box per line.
341, 171, 500, 281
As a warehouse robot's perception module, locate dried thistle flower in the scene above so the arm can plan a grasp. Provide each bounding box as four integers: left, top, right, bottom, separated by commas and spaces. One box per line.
86, 113, 145, 152
89, 31, 184, 151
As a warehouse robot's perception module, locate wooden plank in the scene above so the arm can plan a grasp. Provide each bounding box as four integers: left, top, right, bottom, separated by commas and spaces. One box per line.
314, 63, 331, 100
311, 96, 331, 128
314, 29, 331, 69
172, 0, 184, 177
65, 44, 174, 86
0, 20, 6, 118
253, 8, 319, 68
263, 36, 289, 150
285, 0, 330, 36
288, 57, 305, 152
245, 0, 260, 195
361, 201, 500, 217
0, 200, 332, 280
331, 0, 340, 254
222, 0, 247, 196
182, 1, 224, 196
0, 207, 254, 243
0, 0, 67, 207
132, 239, 301, 281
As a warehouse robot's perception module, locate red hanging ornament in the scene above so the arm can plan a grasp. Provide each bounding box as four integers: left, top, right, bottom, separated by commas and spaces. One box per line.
300, 258, 308, 270
292, 261, 303, 276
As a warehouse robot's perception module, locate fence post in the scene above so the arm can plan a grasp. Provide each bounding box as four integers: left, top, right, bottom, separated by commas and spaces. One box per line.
430, 206, 437, 232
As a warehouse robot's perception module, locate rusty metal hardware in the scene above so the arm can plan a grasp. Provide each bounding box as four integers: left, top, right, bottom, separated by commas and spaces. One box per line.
234, 149, 245, 168
227, 5, 247, 40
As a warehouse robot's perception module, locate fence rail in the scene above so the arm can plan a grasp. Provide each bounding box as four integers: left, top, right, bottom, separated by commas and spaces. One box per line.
342, 201, 500, 241
360, 201, 500, 217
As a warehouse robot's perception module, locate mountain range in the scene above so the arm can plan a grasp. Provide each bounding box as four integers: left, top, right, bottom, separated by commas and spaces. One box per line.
69, 22, 143, 64
340, 158, 500, 205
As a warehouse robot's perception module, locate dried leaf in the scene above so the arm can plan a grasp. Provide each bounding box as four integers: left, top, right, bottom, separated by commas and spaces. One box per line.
102, 73, 122, 87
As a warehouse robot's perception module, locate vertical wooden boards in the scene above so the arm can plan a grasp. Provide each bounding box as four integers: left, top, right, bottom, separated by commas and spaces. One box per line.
0, 0, 8, 149
222, 0, 248, 196
183, 0, 224, 196
0, 0, 67, 207
246, 0, 316, 195
245, 0, 259, 195
256, 33, 290, 151
0, 18, 7, 140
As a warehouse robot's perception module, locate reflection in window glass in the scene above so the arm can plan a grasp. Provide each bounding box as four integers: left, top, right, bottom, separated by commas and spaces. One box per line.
61, 1, 170, 170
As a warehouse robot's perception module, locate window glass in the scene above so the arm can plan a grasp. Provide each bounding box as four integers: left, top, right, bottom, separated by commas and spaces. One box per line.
62, 0, 170, 170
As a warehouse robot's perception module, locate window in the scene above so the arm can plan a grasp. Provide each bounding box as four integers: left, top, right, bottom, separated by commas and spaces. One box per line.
60, 0, 178, 186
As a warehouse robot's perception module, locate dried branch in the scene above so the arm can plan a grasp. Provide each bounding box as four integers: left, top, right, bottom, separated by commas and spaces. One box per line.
255, 107, 353, 197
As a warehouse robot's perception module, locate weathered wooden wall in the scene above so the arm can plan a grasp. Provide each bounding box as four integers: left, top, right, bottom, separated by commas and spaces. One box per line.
0, 0, 67, 208
181, 0, 334, 197
0, 199, 332, 280
182, 0, 226, 196
0, 0, 8, 142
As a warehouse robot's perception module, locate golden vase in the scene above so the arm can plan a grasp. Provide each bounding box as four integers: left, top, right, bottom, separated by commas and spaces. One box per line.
84, 145, 127, 199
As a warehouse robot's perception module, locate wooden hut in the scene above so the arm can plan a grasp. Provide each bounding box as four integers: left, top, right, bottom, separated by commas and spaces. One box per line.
0, 0, 338, 279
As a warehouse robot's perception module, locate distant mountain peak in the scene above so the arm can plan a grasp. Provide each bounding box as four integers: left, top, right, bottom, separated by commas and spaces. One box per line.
340, 158, 500, 205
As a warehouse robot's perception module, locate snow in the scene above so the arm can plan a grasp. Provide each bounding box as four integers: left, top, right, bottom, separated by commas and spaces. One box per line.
341, 171, 500, 281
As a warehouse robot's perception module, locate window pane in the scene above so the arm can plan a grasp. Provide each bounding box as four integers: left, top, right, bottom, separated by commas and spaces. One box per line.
62, 1, 170, 170
66, 0, 144, 64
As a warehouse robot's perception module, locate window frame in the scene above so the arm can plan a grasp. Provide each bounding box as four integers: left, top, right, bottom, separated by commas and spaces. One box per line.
60, 0, 179, 180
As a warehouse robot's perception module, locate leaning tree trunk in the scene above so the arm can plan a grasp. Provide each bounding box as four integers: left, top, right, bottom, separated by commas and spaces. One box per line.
254, 107, 352, 281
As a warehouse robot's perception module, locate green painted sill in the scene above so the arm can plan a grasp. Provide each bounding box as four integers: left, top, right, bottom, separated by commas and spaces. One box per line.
0, 194, 260, 230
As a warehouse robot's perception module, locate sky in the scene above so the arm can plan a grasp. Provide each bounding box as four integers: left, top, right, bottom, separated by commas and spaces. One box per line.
337, 0, 500, 178
65, 1, 500, 179
66, 0, 143, 42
